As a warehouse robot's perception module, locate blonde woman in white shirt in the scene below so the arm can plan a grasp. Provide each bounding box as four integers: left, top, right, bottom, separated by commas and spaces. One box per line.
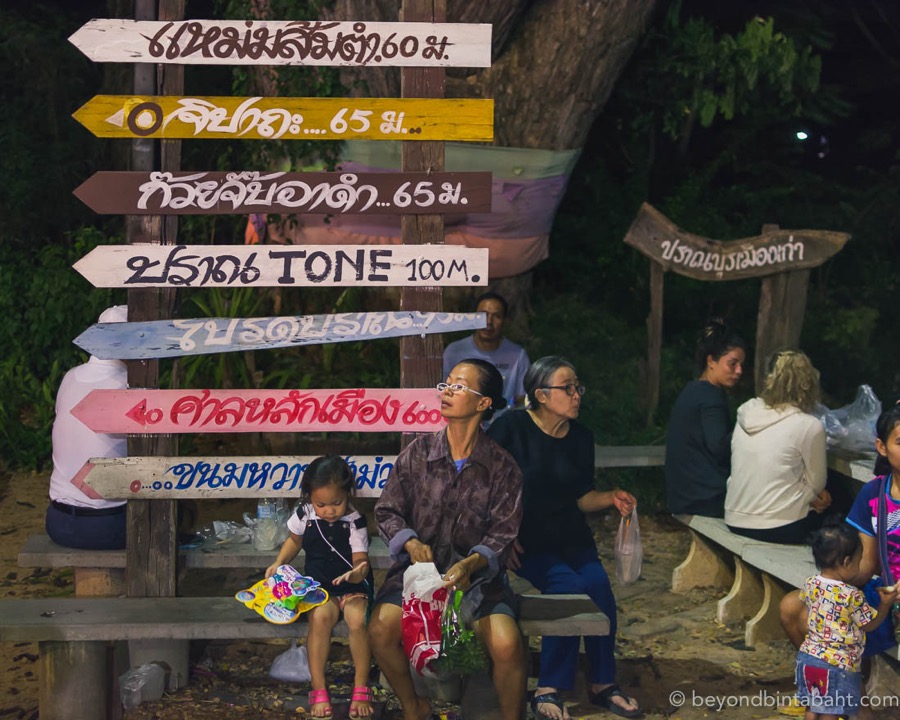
724, 350, 832, 544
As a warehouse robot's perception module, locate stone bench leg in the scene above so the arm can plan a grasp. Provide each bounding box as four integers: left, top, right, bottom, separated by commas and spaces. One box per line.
716, 557, 764, 624
74, 567, 125, 598
39, 640, 107, 720
671, 530, 733, 593
744, 573, 786, 647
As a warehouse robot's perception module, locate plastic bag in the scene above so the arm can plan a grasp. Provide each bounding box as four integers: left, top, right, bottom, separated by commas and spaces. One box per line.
436, 589, 487, 676
812, 385, 882, 453
401, 562, 448, 677
119, 662, 166, 710
615, 509, 643, 585
269, 643, 312, 683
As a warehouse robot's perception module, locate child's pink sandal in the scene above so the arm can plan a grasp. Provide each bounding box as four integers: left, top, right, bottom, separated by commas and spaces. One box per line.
309, 688, 333, 718
349, 686, 374, 719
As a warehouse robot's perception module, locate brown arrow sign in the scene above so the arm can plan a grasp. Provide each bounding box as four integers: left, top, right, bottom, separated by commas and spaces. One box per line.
73, 170, 492, 215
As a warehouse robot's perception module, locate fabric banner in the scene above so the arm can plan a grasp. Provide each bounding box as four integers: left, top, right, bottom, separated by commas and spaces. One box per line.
245, 141, 581, 279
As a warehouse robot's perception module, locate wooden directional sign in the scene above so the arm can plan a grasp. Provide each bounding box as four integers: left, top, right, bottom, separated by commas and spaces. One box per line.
624, 203, 851, 281
73, 170, 492, 215
74, 455, 398, 500
69, 19, 492, 68
75, 311, 486, 360
73, 244, 489, 289
73, 95, 494, 142
71, 388, 444, 434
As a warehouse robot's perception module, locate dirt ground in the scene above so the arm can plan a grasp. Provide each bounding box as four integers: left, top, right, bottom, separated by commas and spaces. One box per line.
0, 468, 810, 719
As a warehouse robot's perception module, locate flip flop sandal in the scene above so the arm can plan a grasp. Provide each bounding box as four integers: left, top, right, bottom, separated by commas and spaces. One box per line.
531, 691, 568, 720
349, 686, 374, 719
588, 685, 642, 718
309, 688, 333, 718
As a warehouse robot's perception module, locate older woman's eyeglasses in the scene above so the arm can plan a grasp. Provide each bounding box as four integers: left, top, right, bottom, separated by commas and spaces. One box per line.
436, 382, 485, 397
541, 384, 586, 397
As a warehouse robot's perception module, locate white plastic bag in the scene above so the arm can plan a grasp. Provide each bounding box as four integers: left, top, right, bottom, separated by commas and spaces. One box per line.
812, 384, 881, 453
615, 510, 643, 585
401, 562, 449, 678
269, 643, 311, 683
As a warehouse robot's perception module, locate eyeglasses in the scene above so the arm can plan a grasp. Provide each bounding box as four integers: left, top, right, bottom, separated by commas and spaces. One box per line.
541, 384, 586, 397
436, 382, 485, 397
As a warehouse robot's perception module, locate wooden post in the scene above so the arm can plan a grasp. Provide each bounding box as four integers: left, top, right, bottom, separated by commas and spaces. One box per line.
125, 0, 182, 599
399, 0, 446, 448
754, 224, 810, 394
644, 262, 664, 426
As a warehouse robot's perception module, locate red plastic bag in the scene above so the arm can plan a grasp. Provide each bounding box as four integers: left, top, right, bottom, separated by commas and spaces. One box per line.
401, 562, 449, 677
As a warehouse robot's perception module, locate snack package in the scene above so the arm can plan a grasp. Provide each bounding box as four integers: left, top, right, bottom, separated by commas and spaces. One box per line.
235, 564, 329, 624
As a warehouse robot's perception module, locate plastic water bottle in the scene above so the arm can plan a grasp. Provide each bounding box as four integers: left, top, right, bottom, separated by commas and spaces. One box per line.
257, 498, 276, 520
254, 498, 278, 551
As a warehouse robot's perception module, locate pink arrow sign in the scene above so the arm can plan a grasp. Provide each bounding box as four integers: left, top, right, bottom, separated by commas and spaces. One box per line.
71, 388, 444, 434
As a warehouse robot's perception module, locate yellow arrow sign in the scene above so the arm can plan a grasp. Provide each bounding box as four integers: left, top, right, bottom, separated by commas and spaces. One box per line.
72, 95, 494, 142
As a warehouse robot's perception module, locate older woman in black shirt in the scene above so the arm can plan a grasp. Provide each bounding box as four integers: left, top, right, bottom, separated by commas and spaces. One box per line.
488, 356, 640, 720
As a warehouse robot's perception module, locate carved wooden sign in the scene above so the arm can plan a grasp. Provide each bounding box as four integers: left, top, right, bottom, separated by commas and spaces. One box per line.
623, 203, 851, 281
73, 170, 492, 215
74, 311, 486, 360
73, 455, 397, 500
71, 388, 444, 434
73, 95, 494, 142
69, 19, 492, 68
73, 244, 489, 288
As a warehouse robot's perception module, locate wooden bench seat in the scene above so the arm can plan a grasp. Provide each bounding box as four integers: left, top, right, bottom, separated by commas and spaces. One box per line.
0, 593, 608, 720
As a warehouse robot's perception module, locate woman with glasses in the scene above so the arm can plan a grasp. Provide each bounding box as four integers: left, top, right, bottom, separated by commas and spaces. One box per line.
487, 356, 641, 719
369, 359, 526, 720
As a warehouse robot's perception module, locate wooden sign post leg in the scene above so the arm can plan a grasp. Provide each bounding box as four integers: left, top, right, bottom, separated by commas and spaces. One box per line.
644, 262, 664, 426
125, 0, 181, 602
754, 224, 810, 393
399, 0, 446, 449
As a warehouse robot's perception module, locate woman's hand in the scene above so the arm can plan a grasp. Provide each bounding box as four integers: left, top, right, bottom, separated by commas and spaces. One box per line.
442, 554, 486, 590
809, 489, 832, 514
333, 560, 370, 586
404, 538, 433, 564
264, 563, 279, 579
612, 489, 637, 517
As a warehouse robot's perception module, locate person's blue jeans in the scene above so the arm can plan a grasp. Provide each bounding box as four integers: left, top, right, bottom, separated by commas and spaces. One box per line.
46, 502, 126, 550
515, 546, 617, 689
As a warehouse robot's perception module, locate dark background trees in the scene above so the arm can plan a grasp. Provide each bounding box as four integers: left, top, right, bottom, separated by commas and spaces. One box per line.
1, 0, 897, 499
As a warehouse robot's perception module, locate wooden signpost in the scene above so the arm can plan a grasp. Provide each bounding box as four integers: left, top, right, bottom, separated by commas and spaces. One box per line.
73, 170, 492, 215
75, 311, 486, 360
73, 95, 494, 142
73, 244, 489, 288
69, 19, 492, 68
73, 455, 398, 500
71, 387, 444, 434
623, 203, 851, 421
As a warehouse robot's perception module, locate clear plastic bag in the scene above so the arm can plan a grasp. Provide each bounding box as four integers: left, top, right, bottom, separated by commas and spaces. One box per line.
436, 589, 487, 676
269, 643, 311, 683
615, 509, 643, 585
812, 385, 882, 453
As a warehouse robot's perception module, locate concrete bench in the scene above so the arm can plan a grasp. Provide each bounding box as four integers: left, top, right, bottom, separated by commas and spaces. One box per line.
0, 593, 608, 719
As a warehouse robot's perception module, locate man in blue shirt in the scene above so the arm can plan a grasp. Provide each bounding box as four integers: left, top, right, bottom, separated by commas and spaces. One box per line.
443, 292, 530, 412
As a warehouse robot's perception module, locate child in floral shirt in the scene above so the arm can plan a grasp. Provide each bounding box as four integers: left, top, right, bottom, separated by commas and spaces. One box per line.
796, 522, 898, 719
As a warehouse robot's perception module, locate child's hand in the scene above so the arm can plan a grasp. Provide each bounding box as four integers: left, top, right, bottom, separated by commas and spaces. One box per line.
333, 561, 369, 586
264, 563, 279, 579
877, 584, 899, 605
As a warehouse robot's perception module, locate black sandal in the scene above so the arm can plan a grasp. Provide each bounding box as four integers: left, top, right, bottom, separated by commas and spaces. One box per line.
588, 685, 642, 718
531, 691, 568, 720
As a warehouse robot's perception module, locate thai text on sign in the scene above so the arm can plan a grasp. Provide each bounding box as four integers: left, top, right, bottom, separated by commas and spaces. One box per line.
73, 95, 494, 142
70, 388, 444, 434
73, 171, 492, 215
75, 455, 397, 500
75, 311, 486, 360
69, 19, 491, 68
73, 244, 489, 288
